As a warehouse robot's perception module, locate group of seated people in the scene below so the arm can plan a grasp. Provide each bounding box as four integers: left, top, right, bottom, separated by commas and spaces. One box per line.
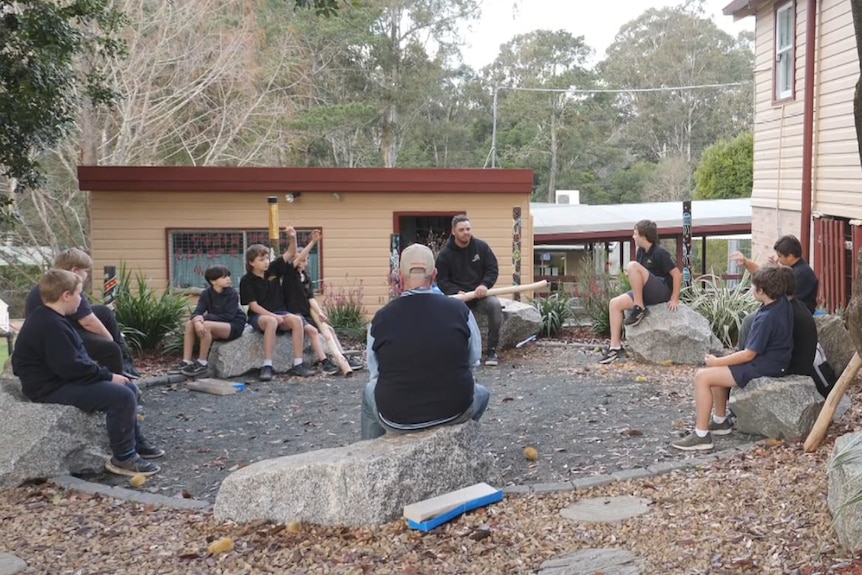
169, 227, 361, 382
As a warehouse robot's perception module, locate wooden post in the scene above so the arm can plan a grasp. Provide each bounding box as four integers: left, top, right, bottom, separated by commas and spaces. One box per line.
804, 351, 862, 452
512, 207, 522, 300
267, 196, 280, 254
103, 265, 118, 310
682, 200, 692, 288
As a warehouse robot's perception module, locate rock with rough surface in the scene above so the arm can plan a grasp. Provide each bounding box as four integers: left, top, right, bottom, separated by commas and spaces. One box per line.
474, 297, 542, 350
815, 315, 855, 376
209, 327, 332, 378
0, 378, 110, 488
624, 304, 723, 365
729, 375, 823, 439
829, 431, 862, 550
214, 421, 495, 527
537, 549, 644, 575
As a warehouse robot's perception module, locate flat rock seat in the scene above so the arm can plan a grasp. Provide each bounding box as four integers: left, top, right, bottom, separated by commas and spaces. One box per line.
209, 328, 335, 378
828, 431, 862, 550
0, 378, 110, 488
474, 297, 542, 350
729, 375, 823, 439
624, 303, 723, 365
214, 421, 495, 527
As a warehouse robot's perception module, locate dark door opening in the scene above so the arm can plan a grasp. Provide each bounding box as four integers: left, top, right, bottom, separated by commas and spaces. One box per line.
395, 213, 461, 256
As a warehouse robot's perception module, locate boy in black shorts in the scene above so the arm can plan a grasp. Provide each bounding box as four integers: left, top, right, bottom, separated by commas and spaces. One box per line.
600, 219, 682, 364
671, 266, 793, 451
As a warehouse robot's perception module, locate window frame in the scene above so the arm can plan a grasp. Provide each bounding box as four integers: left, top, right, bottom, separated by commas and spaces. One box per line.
166, 227, 323, 292
773, 1, 796, 103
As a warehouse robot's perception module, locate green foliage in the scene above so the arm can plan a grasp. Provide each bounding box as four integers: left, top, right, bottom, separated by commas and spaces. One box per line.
694, 131, 754, 199
112, 265, 190, 353
531, 292, 574, 338
322, 278, 367, 340
0, 0, 125, 189
572, 262, 630, 338
681, 273, 759, 348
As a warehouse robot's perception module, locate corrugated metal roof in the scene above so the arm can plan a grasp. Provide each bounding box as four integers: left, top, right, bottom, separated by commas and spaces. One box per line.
532, 198, 751, 235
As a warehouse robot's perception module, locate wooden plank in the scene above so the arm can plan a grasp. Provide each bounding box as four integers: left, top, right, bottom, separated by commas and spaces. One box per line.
403, 482, 500, 523
186, 378, 239, 396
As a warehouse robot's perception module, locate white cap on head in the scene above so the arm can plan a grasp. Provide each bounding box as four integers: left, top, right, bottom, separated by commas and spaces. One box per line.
399, 243, 435, 279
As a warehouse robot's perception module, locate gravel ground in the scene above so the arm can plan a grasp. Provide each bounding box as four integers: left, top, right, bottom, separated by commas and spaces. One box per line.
81, 343, 758, 501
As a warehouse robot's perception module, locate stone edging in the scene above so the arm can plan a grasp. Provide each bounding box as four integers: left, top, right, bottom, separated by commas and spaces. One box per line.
501, 442, 759, 495
45, 442, 760, 513
48, 475, 211, 511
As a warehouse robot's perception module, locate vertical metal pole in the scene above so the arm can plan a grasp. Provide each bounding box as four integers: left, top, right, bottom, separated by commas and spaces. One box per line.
491, 87, 498, 168
682, 201, 692, 288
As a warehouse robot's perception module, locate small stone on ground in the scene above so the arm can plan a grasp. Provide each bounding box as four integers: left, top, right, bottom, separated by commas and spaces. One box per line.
0, 554, 27, 575
537, 548, 643, 575
559, 495, 652, 523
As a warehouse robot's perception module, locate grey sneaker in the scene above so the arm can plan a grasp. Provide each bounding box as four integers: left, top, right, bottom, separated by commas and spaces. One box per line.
105, 454, 160, 477
624, 305, 649, 327
181, 360, 210, 378
599, 347, 625, 364
317, 358, 340, 375
484, 350, 499, 366
168, 361, 192, 375
708, 417, 734, 436
671, 432, 714, 451
288, 363, 315, 377
347, 356, 364, 371
259, 365, 274, 382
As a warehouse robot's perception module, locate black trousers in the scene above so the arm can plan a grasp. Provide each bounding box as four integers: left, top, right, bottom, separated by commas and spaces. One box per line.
74, 305, 132, 374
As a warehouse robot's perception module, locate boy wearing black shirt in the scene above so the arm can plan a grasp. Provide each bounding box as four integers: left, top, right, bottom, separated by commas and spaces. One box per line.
13, 270, 163, 477
239, 226, 316, 381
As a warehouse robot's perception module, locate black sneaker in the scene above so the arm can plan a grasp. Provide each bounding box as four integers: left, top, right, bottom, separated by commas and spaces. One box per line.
624, 305, 649, 327
347, 356, 364, 371
599, 346, 625, 364
181, 360, 209, 378
288, 363, 315, 377
123, 361, 142, 379
318, 358, 340, 375
485, 350, 499, 366
136, 440, 165, 459
168, 361, 192, 375
105, 454, 160, 477
259, 365, 274, 382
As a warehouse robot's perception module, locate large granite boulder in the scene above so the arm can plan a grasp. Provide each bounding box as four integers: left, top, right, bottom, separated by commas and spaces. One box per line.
0, 379, 110, 488
729, 375, 823, 439
816, 315, 855, 376
624, 304, 723, 365
829, 431, 862, 550
209, 327, 334, 378
474, 297, 542, 350
214, 421, 495, 527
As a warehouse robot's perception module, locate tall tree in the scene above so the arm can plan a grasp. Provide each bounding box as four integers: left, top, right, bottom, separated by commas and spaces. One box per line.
599, 0, 753, 165
694, 131, 753, 199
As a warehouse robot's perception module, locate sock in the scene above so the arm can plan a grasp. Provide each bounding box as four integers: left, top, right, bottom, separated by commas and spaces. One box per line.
694, 429, 709, 437
181, 359, 192, 365
116, 449, 136, 461
293, 358, 303, 367
263, 359, 273, 367
198, 359, 208, 367
712, 414, 726, 424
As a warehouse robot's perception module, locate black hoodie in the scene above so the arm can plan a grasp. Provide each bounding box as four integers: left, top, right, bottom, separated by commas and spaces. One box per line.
435, 235, 499, 295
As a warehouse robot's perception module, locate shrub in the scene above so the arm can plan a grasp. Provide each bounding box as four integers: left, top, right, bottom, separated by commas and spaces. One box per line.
111, 265, 190, 353
531, 292, 574, 338
322, 277, 367, 340
574, 270, 630, 339
681, 273, 759, 348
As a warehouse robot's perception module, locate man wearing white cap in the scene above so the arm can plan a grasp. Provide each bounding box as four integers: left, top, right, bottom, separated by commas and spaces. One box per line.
360, 243, 490, 439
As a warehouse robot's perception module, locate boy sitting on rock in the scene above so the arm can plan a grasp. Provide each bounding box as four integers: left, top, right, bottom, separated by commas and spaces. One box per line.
12, 269, 163, 477
671, 265, 793, 451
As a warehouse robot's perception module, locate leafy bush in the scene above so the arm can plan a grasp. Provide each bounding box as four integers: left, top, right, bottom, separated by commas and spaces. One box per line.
112, 265, 190, 353
681, 273, 758, 348
531, 292, 574, 338
322, 277, 367, 340
574, 270, 630, 338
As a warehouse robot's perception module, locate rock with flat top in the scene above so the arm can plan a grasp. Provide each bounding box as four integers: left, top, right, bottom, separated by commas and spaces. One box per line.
209, 327, 332, 378
474, 297, 542, 350
214, 421, 495, 527
624, 304, 723, 365
0, 378, 110, 488
729, 375, 823, 439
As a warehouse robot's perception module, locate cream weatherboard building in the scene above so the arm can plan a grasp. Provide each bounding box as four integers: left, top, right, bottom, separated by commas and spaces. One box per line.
77, 166, 535, 316
724, 0, 862, 311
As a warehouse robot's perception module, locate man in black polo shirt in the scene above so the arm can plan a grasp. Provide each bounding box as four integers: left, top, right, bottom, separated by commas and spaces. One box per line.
600, 220, 682, 364
731, 234, 820, 348
360, 243, 490, 439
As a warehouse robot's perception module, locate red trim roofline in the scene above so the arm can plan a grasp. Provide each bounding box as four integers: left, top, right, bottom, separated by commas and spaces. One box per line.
723, 0, 768, 18
77, 166, 535, 194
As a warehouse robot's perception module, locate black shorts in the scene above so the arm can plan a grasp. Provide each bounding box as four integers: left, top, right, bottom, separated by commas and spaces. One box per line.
627, 274, 671, 306
729, 364, 786, 389
227, 324, 245, 341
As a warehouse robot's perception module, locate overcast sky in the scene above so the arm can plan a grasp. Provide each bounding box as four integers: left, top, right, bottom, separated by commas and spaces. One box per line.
460, 0, 754, 69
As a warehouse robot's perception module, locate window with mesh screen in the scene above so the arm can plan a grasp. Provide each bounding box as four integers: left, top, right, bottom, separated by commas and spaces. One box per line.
169, 229, 321, 290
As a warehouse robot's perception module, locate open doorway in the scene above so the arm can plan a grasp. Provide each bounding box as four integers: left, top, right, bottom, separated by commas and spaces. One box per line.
394, 212, 462, 257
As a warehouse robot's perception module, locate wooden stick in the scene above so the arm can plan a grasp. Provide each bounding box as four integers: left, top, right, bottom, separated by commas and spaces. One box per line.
804, 351, 862, 452
310, 307, 352, 376
450, 280, 548, 302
